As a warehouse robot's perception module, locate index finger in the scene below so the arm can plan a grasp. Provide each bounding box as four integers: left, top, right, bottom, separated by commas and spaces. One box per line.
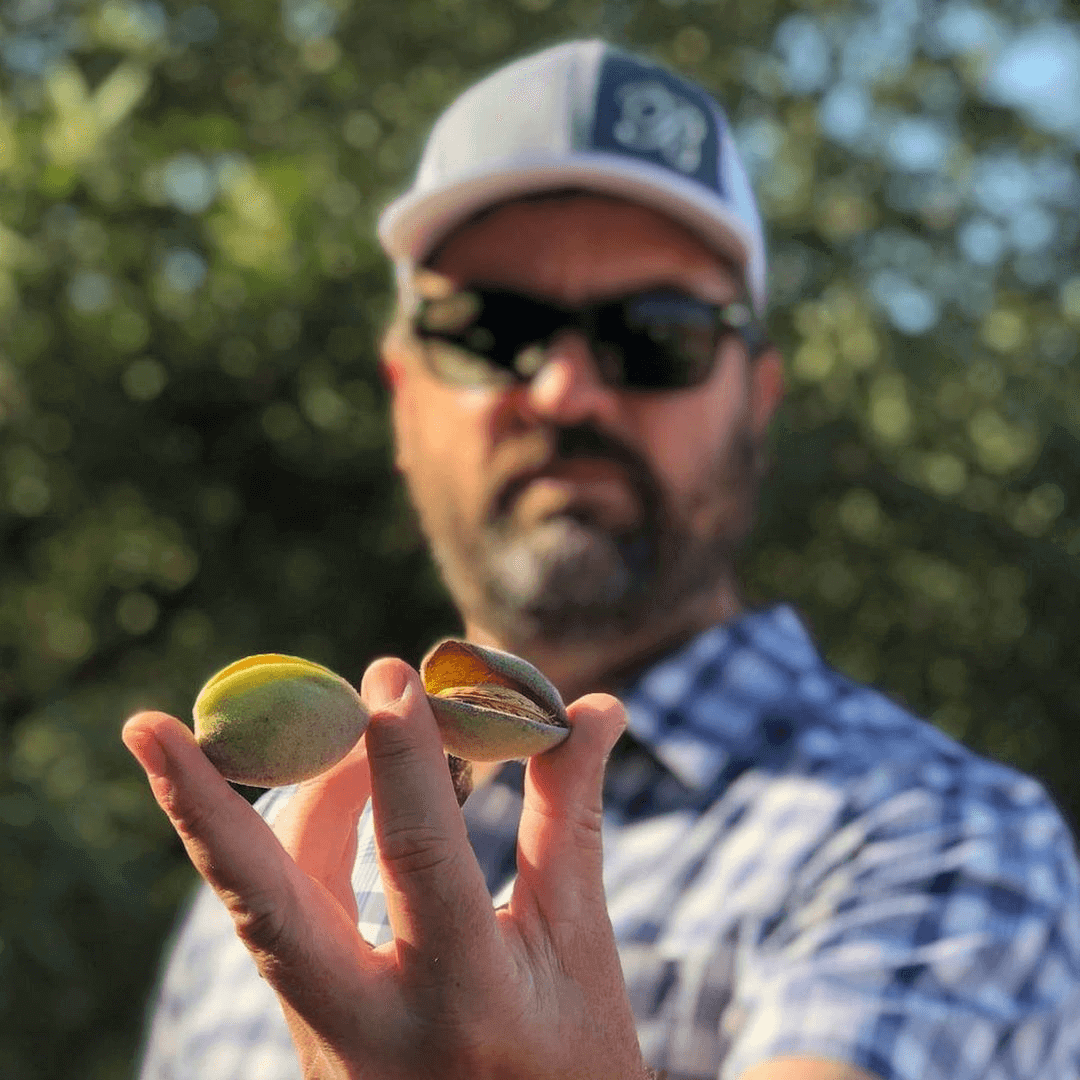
122, 710, 302, 917
360, 659, 505, 982
121, 711, 377, 1007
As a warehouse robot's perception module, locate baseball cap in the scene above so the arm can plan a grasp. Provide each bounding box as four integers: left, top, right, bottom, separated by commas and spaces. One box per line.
377, 39, 768, 315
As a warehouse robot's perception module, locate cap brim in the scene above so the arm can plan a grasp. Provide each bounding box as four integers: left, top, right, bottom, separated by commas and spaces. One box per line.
377, 153, 762, 310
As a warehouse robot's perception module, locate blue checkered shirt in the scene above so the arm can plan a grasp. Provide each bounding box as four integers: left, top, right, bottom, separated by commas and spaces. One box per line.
138, 604, 1080, 1079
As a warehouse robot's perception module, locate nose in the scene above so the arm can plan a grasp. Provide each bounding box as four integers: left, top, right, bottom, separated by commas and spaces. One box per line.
522, 331, 621, 427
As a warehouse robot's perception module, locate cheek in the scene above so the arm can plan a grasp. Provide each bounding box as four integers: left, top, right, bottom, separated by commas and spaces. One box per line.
393, 380, 494, 509
635, 378, 749, 499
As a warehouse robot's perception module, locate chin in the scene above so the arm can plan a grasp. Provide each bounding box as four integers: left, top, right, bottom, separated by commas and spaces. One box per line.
478, 518, 644, 635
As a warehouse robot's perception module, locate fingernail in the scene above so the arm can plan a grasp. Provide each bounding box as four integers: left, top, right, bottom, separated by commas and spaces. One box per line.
124, 728, 167, 779
364, 661, 411, 710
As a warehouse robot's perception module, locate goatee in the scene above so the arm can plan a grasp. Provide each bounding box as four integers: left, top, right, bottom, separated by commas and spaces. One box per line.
447, 422, 760, 648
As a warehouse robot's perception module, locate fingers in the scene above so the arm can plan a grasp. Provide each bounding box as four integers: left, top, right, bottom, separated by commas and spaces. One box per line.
272, 738, 372, 920
361, 659, 502, 979
122, 711, 302, 926
515, 693, 626, 923
121, 712, 376, 1021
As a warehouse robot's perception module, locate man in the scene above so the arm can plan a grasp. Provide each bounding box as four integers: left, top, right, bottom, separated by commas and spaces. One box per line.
124, 40, 1080, 1080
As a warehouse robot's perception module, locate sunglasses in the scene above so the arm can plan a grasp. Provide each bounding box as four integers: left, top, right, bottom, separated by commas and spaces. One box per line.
412, 286, 766, 392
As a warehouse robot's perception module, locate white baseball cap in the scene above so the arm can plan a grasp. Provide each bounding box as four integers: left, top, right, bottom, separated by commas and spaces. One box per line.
377, 39, 768, 315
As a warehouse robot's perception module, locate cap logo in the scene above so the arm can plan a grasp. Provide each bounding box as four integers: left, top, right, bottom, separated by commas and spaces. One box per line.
612, 80, 709, 174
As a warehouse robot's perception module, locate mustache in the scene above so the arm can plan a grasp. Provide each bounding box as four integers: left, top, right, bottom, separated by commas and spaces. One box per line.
554, 424, 648, 472
489, 423, 660, 522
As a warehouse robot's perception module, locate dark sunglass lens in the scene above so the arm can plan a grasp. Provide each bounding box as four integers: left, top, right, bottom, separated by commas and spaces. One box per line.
592, 342, 628, 386
627, 291, 715, 328
416, 292, 511, 387
611, 292, 720, 389
417, 292, 483, 337
487, 292, 567, 350
416, 290, 570, 387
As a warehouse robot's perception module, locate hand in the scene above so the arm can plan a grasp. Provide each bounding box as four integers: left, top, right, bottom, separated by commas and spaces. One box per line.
122, 658, 650, 1080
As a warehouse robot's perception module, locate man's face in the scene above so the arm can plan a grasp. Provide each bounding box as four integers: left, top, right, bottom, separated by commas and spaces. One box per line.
384, 194, 783, 650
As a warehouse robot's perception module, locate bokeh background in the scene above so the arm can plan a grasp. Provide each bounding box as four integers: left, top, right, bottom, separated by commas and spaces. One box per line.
1, 0, 1079, 1075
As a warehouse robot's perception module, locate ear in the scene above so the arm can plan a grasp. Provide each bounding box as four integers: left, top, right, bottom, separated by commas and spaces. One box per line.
378, 332, 409, 472
379, 354, 402, 392
750, 346, 784, 435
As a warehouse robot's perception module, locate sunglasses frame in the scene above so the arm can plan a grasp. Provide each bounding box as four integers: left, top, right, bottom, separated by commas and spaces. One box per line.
412, 285, 768, 392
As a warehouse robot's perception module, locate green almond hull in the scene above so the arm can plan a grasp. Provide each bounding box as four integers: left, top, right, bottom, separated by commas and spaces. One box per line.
195, 672, 368, 787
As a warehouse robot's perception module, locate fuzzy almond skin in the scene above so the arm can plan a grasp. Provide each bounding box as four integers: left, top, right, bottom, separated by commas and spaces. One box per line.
193, 654, 368, 787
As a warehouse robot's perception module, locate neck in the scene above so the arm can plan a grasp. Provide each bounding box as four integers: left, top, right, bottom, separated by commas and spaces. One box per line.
462, 570, 744, 703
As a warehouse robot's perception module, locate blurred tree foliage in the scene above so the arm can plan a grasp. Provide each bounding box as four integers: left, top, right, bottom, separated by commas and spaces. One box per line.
1, 0, 1079, 1075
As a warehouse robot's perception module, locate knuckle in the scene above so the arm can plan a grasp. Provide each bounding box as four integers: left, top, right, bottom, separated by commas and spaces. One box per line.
228, 884, 296, 959
377, 818, 458, 880
535, 792, 604, 850
565, 801, 605, 854
161, 779, 225, 844
224, 876, 300, 963
366, 707, 419, 762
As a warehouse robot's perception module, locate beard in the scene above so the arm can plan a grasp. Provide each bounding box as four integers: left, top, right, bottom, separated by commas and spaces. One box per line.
414, 421, 763, 651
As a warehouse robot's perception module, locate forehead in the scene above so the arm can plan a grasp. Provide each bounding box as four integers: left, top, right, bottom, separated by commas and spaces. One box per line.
422, 193, 744, 305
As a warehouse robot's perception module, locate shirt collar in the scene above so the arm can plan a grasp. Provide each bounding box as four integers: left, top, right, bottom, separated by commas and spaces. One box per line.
617, 603, 823, 792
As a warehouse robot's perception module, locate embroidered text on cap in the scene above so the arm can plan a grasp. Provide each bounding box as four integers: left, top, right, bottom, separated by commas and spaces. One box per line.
613, 81, 710, 174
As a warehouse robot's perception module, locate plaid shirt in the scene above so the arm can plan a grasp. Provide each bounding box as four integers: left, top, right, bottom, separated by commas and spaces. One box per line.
138, 604, 1080, 1079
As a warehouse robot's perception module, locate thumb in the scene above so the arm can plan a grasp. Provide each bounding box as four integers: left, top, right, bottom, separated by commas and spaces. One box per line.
515, 693, 626, 923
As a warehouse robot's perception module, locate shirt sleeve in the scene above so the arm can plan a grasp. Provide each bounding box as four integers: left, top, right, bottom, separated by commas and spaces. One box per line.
720, 767, 1080, 1080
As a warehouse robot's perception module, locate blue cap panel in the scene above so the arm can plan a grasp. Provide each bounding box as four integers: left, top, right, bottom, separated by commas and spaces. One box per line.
590, 51, 723, 195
